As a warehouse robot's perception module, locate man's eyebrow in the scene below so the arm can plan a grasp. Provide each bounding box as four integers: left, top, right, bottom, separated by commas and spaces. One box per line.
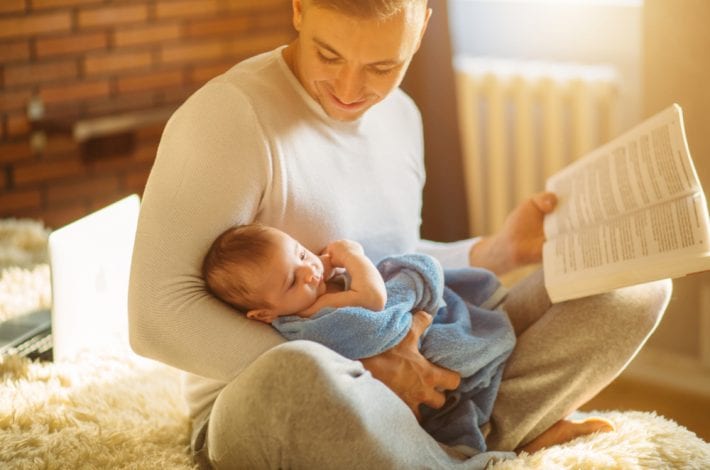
312, 37, 401, 66
313, 37, 341, 57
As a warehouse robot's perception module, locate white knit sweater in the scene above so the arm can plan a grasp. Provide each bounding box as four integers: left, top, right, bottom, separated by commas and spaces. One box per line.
128, 46, 475, 421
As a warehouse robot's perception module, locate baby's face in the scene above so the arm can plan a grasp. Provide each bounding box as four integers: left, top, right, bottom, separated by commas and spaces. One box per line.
253, 229, 327, 317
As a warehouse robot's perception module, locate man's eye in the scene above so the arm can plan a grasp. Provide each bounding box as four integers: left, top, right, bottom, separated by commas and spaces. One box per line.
317, 51, 339, 64
370, 67, 395, 76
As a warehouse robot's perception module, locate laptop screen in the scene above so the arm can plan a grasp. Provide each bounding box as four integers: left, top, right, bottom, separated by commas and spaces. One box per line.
48, 194, 140, 362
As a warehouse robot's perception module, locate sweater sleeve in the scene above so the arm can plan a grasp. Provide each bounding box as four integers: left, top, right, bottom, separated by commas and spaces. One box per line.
128, 81, 284, 383
416, 237, 482, 269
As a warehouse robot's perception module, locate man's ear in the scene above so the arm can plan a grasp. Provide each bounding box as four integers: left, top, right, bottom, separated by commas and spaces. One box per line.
246, 308, 277, 324
292, 0, 304, 32
413, 7, 433, 53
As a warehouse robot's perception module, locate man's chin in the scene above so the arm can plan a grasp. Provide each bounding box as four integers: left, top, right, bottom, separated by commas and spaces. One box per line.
323, 104, 368, 122
318, 92, 373, 121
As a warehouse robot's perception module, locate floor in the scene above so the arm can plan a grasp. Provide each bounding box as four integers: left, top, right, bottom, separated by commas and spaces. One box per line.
581, 376, 710, 442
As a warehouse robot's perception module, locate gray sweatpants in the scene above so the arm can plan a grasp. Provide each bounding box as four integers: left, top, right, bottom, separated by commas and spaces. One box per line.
201, 270, 672, 469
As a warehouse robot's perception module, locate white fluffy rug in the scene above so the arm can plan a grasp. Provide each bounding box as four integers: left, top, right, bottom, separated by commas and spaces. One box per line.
0, 219, 51, 323
1, 218, 709, 469
491, 411, 710, 469
3, 354, 710, 470
0, 353, 194, 469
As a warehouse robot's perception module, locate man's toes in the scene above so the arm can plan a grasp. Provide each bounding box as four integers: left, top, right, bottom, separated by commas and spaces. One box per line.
578, 417, 615, 435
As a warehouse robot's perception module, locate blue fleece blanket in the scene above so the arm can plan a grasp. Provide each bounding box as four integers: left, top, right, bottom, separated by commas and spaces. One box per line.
273, 253, 516, 454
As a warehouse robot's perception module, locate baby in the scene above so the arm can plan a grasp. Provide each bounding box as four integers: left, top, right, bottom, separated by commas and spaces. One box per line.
202, 223, 388, 323
203, 223, 517, 457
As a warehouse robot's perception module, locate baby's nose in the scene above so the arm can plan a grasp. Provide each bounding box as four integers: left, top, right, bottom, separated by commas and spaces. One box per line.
306, 270, 320, 284
299, 266, 319, 284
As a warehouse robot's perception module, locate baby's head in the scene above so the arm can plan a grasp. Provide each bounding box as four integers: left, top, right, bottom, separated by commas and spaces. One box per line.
202, 224, 329, 323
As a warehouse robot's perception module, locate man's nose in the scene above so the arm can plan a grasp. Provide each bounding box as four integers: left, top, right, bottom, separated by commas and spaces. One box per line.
335, 65, 365, 103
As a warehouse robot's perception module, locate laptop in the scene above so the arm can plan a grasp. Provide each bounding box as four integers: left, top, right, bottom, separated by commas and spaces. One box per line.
0, 308, 52, 360
47, 194, 140, 362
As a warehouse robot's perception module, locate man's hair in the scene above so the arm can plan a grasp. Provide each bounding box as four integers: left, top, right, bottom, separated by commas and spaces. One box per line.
308, 0, 426, 19
202, 224, 274, 311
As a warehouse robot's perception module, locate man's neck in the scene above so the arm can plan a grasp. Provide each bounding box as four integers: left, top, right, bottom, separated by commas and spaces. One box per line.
281, 42, 300, 83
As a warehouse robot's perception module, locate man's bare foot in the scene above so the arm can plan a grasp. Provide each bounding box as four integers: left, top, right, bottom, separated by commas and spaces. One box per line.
517, 417, 615, 454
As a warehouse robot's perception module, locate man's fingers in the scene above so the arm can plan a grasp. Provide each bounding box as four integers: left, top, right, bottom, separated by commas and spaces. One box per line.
437, 366, 461, 391
425, 362, 461, 393
410, 310, 433, 339
408, 400, 422, 421
532, 192, 557, 213
372, 310, 462, 420
419, 389, 447, 410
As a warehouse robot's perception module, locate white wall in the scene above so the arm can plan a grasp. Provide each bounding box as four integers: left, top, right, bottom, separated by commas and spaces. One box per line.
448, 0, 643, 134
633, 0, 710, 395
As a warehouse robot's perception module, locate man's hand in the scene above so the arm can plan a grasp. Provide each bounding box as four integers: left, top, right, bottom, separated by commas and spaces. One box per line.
469, 191, 557, 275
360, 310, 461, 421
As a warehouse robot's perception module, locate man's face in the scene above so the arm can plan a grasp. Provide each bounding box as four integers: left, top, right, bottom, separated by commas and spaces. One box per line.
287, 1, 431, 121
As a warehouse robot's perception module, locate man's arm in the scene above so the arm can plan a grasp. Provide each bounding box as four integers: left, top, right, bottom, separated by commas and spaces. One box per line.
468, 192, 557, 275
128, 83, 284, 382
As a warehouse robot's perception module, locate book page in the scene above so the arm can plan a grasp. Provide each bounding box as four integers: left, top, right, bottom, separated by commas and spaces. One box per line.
544, 104, 700, 238
544, 192, 710, 279
542, 104, 710, 302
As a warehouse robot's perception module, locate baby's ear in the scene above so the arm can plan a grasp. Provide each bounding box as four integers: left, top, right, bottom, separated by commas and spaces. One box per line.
246, 308, 277, 324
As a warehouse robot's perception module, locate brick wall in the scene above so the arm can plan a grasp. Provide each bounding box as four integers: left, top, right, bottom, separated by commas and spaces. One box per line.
0, 0, 294, 229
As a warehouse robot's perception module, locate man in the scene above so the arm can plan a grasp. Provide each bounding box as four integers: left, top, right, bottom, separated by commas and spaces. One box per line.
128, 0, 672, 468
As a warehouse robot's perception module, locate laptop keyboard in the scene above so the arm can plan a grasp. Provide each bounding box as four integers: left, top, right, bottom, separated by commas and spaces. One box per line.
0, 308, 53, 361
6, 332, 53, 360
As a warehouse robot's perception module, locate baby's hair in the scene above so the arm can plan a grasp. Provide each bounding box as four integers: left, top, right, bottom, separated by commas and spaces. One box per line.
202, 223, 274, 311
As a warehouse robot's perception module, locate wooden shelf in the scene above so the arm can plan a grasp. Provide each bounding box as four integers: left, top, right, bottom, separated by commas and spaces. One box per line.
72, 106, 175, 142
31, 105, 176, 142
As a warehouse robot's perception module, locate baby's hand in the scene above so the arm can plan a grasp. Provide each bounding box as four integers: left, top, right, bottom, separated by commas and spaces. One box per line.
319, 253, 336, 281
322, 240, 365, 268
314, 238, 386, 313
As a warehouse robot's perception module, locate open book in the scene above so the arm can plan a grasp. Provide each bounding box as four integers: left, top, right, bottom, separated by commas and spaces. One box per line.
543, 104, 710, 303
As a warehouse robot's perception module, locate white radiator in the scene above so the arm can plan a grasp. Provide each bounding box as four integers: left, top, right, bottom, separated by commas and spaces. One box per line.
454, 57, 619, 236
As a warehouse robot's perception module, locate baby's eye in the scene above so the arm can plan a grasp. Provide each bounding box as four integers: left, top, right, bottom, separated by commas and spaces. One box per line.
299, 250, 306, 260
